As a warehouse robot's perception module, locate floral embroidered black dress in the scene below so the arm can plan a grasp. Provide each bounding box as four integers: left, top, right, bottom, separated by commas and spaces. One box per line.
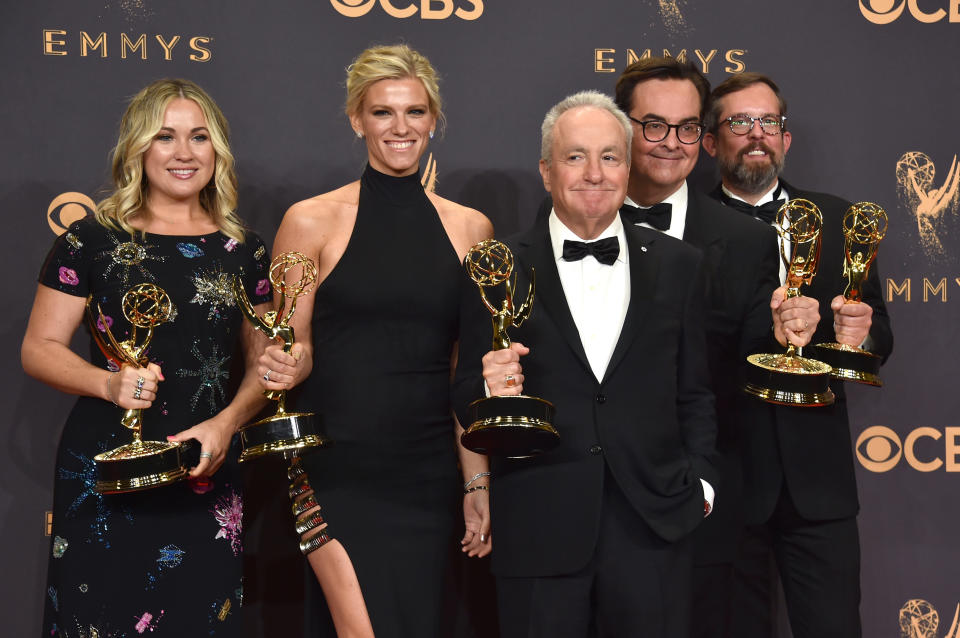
38, 216, 271, 637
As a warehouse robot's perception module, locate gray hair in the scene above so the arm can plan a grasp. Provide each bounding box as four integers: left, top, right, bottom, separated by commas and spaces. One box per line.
540, 90, 632, 165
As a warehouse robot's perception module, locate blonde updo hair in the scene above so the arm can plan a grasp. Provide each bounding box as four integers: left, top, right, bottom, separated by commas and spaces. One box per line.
345, 44, 445, 132
96, 78, 244, 242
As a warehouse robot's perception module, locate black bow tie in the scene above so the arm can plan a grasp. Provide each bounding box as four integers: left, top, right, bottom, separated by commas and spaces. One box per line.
562, 237, 620, 265
620, 202, 672, 231
719, 186, 784, 224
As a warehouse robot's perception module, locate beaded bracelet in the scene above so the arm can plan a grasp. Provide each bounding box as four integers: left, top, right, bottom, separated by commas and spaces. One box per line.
464, 485, 489, 495
463, 471, 490, 489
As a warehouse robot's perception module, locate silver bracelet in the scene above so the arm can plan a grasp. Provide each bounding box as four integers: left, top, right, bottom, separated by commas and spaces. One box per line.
463, 471, 490, 489
464, 485, 488, 495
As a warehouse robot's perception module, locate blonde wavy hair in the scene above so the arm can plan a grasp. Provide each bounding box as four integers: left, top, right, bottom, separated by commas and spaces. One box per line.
96, 78, 244, 242
345, 44, 445, 133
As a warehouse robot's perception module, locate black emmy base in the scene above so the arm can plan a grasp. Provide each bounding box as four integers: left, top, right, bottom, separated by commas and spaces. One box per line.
462, 395, 558, 458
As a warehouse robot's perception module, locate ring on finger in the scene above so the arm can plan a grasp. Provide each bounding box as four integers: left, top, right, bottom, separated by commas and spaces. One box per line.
263, 370, 271, 382
199, 452, 213, 460
504, 374, 516, 387
133, 387, 143, 400
136, 376, 145, 389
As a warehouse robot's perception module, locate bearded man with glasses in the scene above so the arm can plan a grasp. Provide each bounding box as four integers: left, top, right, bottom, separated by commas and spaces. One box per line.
701, 72, 893, 638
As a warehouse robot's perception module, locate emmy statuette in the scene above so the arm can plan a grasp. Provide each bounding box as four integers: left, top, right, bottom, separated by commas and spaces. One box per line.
90, 283, 190, 494
235, 253, 335, 558
233, 252, 330, 462
743, 199, 836, 407
462, 240, 557, 458
813, 202, 888, 386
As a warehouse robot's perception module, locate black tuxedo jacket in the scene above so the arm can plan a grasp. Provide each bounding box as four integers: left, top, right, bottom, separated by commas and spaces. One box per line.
453, 216, 719, 578
536, 192, 780, 562
677, 190, 780, 562
709, 180, 894, 524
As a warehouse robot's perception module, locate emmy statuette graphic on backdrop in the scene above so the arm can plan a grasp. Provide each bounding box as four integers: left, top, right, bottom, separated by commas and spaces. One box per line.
898, 598, 960, 638
89, 283, 190, 494
743, 199, 835, 406
462, 239, 557, 457
233, 251, 330, 462
814, 202, 887, 385
896, 151, 960, 263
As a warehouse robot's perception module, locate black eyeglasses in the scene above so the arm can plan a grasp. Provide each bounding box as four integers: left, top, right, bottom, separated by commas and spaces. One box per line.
628, 116, 704, 145
723, 115, 787, 136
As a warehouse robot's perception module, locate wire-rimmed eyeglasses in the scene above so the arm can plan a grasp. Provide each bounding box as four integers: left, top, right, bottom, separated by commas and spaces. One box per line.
723, 115, 787, 136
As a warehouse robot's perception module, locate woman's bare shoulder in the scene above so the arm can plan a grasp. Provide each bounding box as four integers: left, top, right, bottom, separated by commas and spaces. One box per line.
274, 182, 361, 252
285, 182, 361, 225
428, 193, 493, 243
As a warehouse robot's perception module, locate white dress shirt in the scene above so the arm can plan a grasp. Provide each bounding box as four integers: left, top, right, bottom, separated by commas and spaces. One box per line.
549, 208, 714, 512
548, 211, 630, 382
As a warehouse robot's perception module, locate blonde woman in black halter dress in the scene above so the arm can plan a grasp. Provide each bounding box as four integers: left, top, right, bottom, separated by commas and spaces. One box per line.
257, 45, 494, 637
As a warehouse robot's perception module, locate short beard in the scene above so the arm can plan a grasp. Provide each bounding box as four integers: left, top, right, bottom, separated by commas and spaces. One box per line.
718, 148, 785, 195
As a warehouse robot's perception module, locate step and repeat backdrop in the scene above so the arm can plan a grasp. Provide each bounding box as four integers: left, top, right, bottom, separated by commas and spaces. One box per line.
2, 1, 958, 636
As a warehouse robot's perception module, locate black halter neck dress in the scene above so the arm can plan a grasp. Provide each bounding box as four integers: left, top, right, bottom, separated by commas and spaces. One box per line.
297, 164, 465, 637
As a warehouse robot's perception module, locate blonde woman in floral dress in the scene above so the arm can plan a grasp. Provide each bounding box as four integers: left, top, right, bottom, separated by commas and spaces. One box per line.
23, 78, 272, 637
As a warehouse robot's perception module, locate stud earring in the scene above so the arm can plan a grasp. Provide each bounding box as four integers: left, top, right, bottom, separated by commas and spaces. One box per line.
429, 130, 434, 140
356, 131, 363, 139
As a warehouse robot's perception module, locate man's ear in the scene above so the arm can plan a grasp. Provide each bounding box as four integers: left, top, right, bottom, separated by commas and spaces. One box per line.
539, 159, 551, 192
701, 132, 718, 158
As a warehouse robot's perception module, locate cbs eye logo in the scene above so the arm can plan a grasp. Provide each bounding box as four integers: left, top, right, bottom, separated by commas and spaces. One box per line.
48, 192, 95, 235
856, 425, 960, 472
859, 0, 960, 24
330, 0, 483, 20
856, 426, 902, 471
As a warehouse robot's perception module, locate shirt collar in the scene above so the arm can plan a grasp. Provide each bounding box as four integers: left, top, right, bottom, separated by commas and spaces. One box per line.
624, 180, 687, 239
721, 180, 788, 207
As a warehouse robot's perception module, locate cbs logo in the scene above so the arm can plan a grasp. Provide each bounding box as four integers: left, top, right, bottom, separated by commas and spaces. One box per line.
859, 0, 960, 24
856, 425, 960, 472
330, 0, 483, 20
48, 192, 95, 235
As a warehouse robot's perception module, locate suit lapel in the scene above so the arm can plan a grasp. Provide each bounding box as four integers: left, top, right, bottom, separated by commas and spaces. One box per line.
601, 225, 659, 384
684, 190, 726, 251
683, 191, 728, 302
515, 222, 592, 376
682, 190, 706, 247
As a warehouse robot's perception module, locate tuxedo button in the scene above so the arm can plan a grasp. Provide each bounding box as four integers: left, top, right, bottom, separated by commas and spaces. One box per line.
595, 393, 606, 404
589, 445, 603, 455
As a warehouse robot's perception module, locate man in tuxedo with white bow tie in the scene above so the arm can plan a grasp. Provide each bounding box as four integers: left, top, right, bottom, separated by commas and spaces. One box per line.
454, 90, 719, 637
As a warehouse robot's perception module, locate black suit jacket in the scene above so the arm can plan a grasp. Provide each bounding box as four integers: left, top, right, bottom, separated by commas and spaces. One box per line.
536, 191, 780, 562
709, 180, 894, 524
678, 189, 780, 562
453, 216, 719, 578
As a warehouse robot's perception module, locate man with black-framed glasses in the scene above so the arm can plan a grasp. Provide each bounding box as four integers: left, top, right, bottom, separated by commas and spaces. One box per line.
701, 72, 893, 638
612, 57, 788, 638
